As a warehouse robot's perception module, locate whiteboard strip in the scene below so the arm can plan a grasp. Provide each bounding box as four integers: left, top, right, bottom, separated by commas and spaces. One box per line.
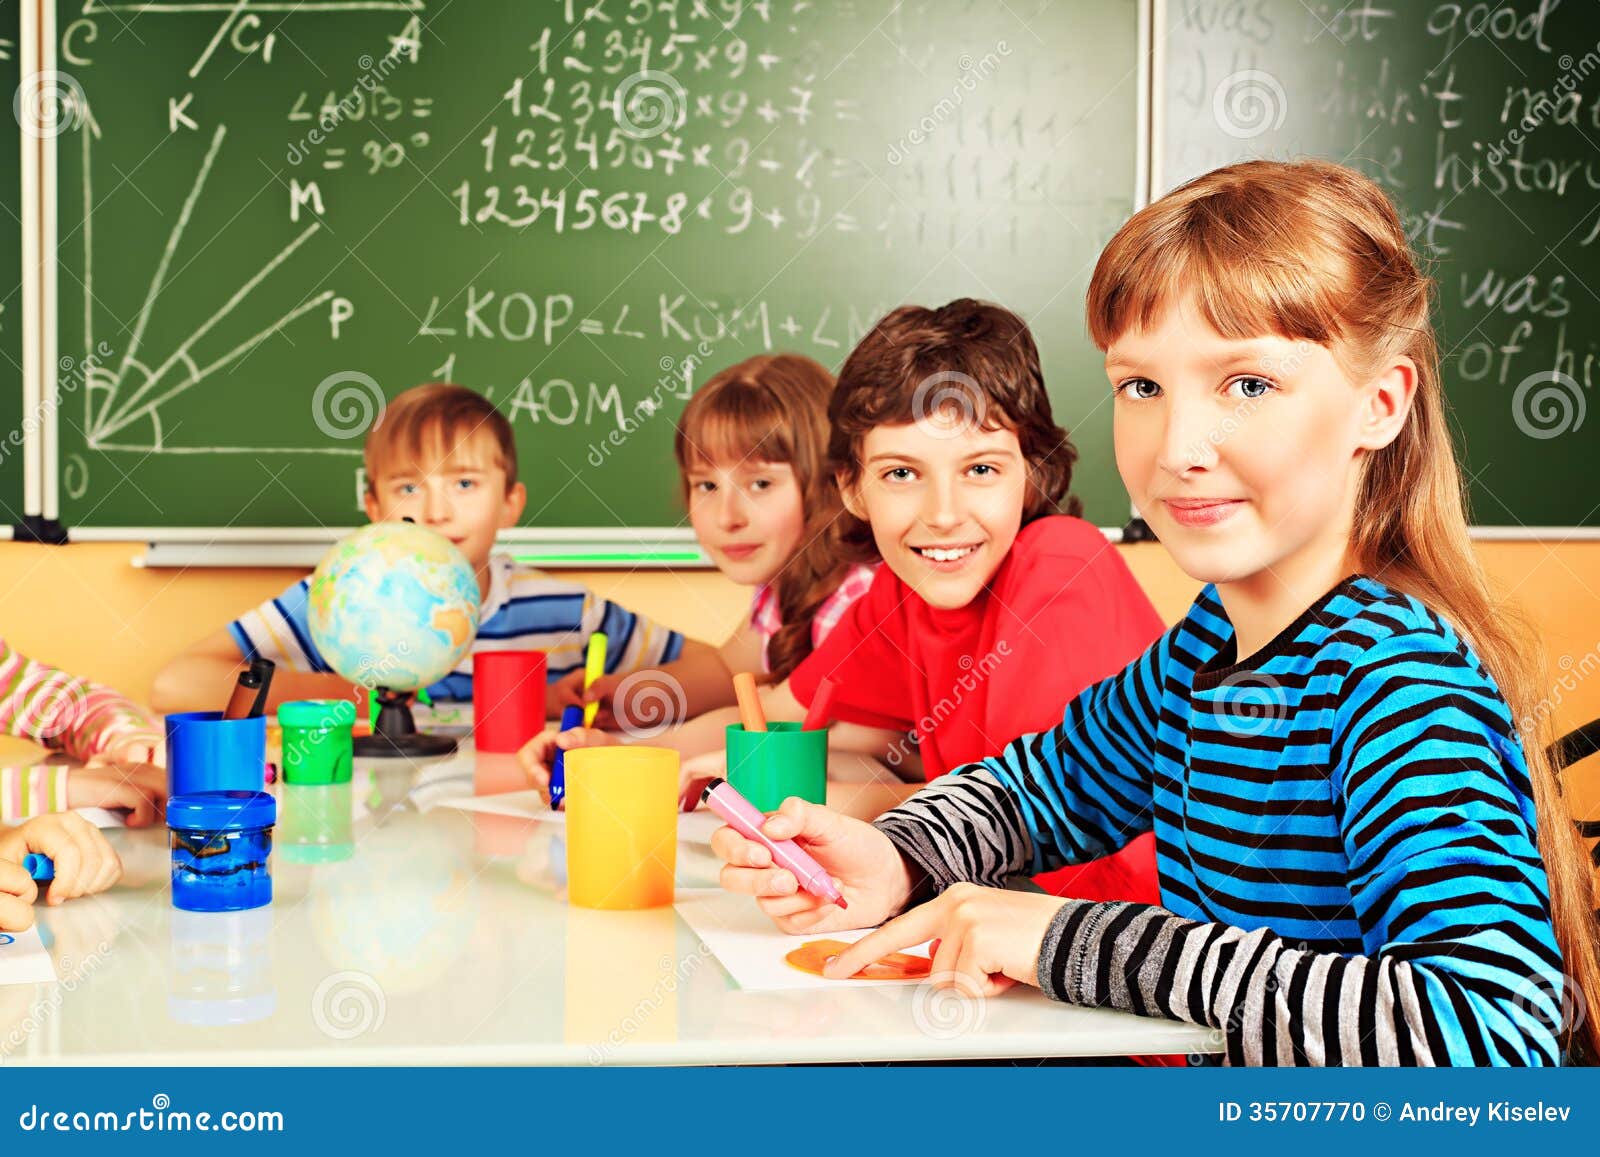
1135, 0, 1153, 209
75, 525, 706, 544
74, 522, 1600, 548
1148, 0, 1167, 197
20, 0, 40, 520
40, 0, 58, 522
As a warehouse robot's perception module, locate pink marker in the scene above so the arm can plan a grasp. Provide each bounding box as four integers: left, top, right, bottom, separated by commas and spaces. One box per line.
701, 778, 847, 910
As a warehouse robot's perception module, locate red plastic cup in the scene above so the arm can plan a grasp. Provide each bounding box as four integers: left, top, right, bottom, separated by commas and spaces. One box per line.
472, 650, 547, 753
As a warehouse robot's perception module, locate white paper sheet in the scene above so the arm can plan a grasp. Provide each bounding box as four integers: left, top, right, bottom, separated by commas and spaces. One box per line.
428, 789, 557, 819
0, 926, 57, 986
673, 888, 933, 991
431, 792, 723, 846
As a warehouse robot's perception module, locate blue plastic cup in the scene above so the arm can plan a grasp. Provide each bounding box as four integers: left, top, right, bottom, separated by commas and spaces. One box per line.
168, 790, 276, 913
165, 711, 267, 796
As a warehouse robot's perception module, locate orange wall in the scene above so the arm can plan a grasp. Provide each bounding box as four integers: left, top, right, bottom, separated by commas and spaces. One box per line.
0, 537, 1597, 746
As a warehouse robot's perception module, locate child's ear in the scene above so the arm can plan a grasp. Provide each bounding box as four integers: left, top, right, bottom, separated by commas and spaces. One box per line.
500, 480, 528, 528
362, 490, 382, 523
836, 470, 867, 520
1356, 355, 1418, 452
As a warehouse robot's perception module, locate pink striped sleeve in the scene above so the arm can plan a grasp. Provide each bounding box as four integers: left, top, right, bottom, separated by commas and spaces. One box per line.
0, 638, 160, 762
0, 765, 70, 822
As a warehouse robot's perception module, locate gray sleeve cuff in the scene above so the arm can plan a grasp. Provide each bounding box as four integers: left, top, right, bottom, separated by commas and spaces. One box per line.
873, 815, 951, 905
1036, 898, 1101, 1002
870, 766, 1034, 895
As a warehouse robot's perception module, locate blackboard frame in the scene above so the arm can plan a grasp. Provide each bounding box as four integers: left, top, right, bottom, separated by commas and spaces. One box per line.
2, 0, 44, 542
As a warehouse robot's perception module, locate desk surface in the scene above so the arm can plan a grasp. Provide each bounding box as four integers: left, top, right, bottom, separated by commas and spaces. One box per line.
1, 743, 1218, 1065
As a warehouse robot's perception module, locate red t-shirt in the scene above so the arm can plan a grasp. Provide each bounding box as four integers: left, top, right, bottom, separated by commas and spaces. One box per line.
789, 515, 1164, 904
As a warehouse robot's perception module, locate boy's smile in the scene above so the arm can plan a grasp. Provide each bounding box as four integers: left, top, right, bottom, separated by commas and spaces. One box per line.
846, 419, 1026, 610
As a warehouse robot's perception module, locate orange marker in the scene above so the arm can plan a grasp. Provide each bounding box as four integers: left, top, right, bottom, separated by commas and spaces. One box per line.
732, 672, 766, 732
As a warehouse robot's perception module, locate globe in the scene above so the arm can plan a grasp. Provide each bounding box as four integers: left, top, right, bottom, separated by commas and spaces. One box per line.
307, 521, 480, 695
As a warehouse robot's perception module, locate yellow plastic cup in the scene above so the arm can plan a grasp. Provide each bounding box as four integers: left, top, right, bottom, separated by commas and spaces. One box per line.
565, 746, 679, 910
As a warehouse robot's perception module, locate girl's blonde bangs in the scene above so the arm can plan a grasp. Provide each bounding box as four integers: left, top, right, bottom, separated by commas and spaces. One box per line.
1088, 186, 1352, 352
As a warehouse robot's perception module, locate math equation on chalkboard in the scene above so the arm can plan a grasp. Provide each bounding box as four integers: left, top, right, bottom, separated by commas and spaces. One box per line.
43, 0, 1142, 529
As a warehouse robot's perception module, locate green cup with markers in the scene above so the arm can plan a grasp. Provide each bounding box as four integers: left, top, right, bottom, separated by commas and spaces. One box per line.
724, 722, 827, 813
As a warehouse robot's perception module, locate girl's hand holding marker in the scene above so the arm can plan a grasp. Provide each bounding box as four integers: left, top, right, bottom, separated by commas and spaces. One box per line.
709, 796, 910, 934
707, 793, 1066, 994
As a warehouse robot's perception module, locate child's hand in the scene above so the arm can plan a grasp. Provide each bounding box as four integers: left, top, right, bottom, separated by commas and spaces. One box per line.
678, 749, 726, 812
710, 797, 915, 934
0, 813, 123, 905
548, 669, 621, 730
516, 726, 619, 804
90, 732, 166, 768
0, 859, 38, 932
67, 763, 167, 827
823, 883, 1070, 997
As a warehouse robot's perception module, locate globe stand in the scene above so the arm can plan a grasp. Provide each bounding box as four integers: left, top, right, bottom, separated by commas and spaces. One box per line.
353, 687, 457, 759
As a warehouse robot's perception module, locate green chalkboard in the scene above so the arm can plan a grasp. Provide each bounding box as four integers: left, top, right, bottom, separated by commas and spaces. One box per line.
1163, 0, 1600, 529
52, 0, 1142, 533
0, 0, 23, 528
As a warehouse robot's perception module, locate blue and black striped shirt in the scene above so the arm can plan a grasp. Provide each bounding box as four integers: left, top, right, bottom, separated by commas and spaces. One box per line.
876, 575, 1567, 1065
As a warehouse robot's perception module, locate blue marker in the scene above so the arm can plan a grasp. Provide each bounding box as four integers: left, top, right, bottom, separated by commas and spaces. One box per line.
22, 854, 53, 882
548, 704, 584, 811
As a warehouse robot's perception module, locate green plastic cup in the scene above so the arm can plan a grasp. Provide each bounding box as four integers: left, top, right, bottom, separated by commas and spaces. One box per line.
724, 722, 827, 813
278, 699, 356, 785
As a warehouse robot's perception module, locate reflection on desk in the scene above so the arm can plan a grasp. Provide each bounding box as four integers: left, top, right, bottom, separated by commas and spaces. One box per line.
0, 741, 1219, 1065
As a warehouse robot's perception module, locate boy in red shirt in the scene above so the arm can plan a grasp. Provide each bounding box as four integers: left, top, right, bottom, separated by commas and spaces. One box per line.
525, 299, 1163, 902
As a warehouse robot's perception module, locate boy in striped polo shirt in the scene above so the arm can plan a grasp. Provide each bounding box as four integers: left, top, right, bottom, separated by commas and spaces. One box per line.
153, 384, 728, 715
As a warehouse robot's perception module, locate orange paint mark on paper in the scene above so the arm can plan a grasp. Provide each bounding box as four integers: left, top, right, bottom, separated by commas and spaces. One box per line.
784, 939, 932, 981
